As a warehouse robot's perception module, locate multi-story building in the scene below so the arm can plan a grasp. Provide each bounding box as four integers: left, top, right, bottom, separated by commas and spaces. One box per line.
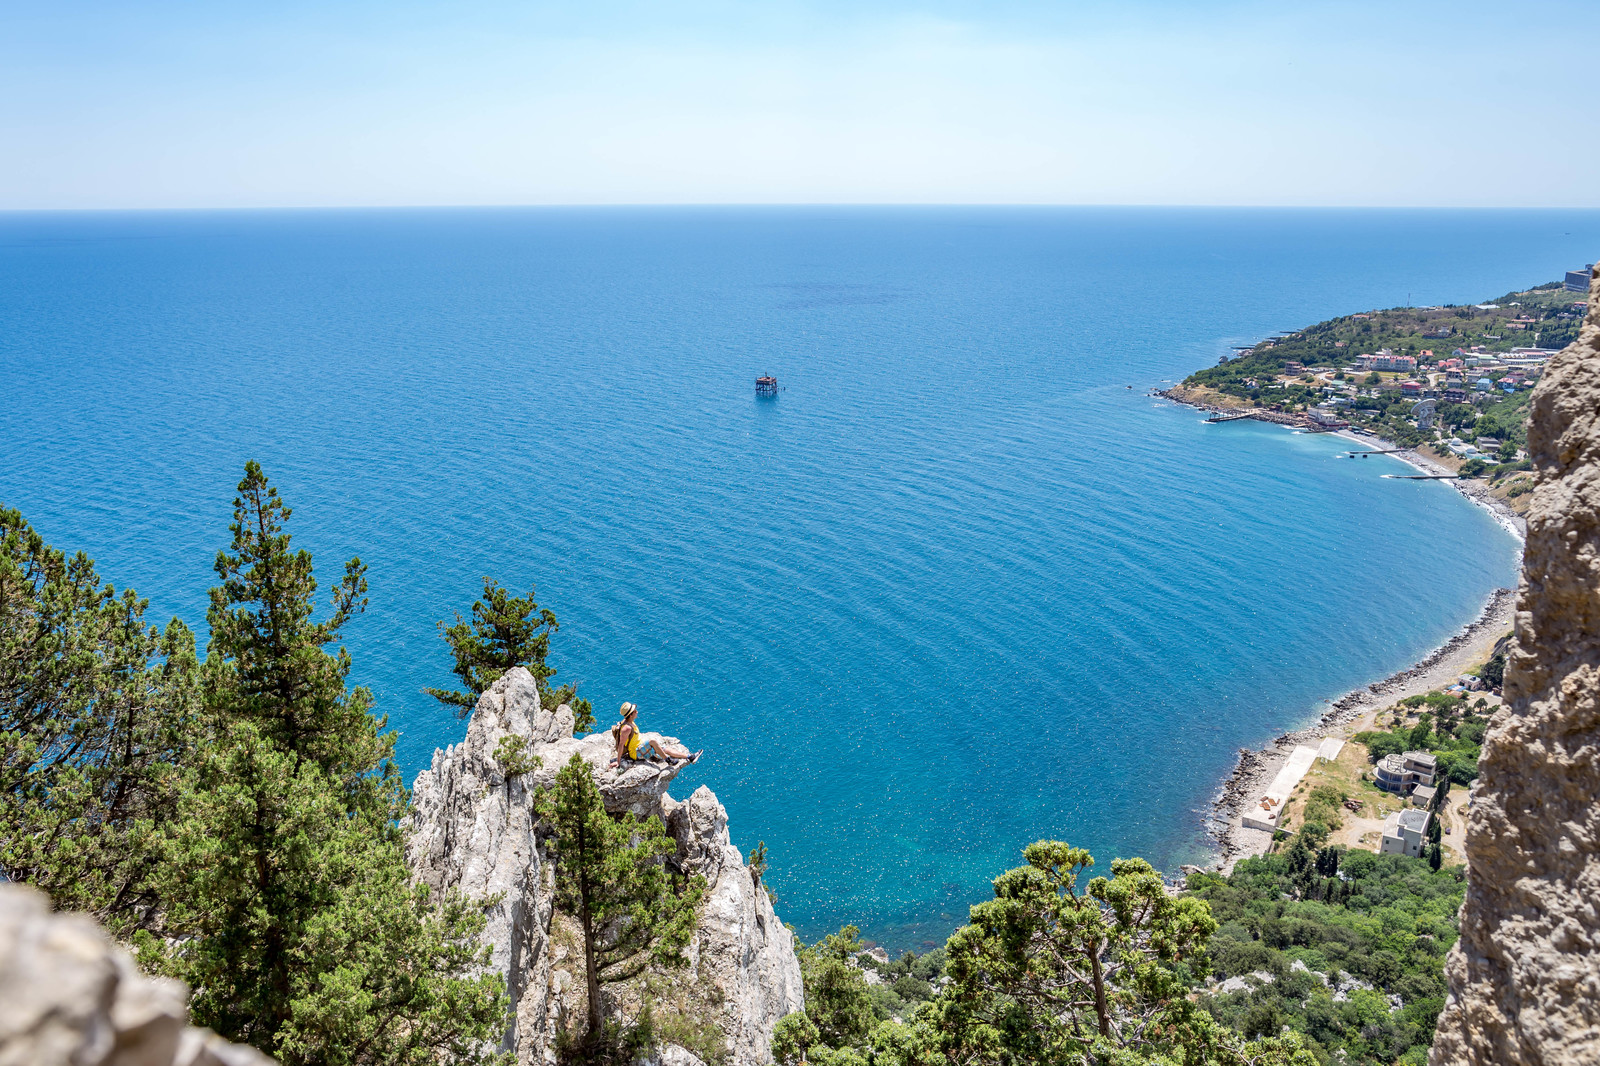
1381, 809, 1432, 858
1375, 750, 1438, 794
1360, 349, 1418, 373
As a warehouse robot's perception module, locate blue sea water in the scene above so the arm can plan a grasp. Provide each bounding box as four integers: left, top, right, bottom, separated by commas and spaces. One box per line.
0, 207, 1578, 949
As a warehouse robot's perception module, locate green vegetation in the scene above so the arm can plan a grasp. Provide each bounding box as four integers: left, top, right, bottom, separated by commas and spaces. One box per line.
1296, 783, 1349, 845
428, 576, 595, 731
1, 468, 508, 1066
1188, 843, 1467, 1066
536, 752, 705, 1058
779, 842, 1316, 1066
494, 733, 540, 776
0, 503, 199, 926
1187, 283, 1578, 393
1355, 690, 1492, 786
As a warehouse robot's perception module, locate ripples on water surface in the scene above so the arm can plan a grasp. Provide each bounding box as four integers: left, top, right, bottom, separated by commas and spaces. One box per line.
2, 207, 1577, 948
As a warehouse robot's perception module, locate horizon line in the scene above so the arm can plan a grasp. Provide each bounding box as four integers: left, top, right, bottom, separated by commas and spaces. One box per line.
5, 202, 1600, 215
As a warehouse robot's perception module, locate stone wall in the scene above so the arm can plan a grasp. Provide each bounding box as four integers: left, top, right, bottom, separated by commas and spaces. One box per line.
1430, 265, 1600, 1064
0, 884, 273, 1066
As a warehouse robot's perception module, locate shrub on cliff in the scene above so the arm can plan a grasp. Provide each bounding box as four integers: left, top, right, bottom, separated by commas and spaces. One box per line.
427, 577, 595, 732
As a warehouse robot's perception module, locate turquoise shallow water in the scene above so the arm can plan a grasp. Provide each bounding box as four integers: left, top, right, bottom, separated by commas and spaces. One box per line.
0, 207, 1572, 948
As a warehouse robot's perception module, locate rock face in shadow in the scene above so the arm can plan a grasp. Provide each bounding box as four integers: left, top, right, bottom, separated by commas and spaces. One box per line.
1431, 266, 1600, 1065
0, 884, 274, 1066
406, 668, 803, 1066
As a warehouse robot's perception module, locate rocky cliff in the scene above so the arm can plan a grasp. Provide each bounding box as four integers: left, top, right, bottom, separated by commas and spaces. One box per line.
406, 668, 804, 1066
1431, 266, 1600, 1065
0, 884, 273, 1066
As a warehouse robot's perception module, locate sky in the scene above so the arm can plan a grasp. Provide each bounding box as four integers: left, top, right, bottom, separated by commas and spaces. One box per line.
2, 0, 1597, 209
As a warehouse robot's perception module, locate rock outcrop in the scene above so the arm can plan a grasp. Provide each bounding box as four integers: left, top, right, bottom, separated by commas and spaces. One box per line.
0, 884, 274, 1066
406, 668, 803, 1066
1431, 266, 1600, 1065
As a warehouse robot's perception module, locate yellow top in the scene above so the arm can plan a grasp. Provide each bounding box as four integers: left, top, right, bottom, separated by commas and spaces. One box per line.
624, 725, 640, 759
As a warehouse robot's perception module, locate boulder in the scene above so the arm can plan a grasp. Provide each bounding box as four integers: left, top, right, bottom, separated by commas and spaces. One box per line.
0, 884, 273, 1066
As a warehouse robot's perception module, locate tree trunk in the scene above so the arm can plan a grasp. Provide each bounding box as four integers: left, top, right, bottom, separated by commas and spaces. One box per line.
1088, 939, 1111, 1038
578, 824, 603, 1046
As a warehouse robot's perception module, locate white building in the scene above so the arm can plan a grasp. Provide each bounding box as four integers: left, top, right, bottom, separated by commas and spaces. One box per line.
1381, 809, 1432, 858
1375, 750, 1439, 794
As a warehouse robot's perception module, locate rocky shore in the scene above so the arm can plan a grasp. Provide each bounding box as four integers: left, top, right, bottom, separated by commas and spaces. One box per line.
1153, 385, 1525, 872
1204, 585, 1515, 872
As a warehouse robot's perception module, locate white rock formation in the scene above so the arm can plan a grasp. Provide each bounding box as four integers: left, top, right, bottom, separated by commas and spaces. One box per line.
407, 668, 803, 1066
0, 884, 273, 1066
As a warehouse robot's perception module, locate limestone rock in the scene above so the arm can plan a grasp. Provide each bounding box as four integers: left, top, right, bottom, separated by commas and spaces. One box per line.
642, 1045, 709, 1066
0, 884, 272, 1066
406, 668, 804, 1065
1431, 266, 1600, 1065
667, 787, 805, 1066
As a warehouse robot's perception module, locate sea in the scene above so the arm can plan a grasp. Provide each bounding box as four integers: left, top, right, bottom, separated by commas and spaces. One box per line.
2, 207, 1584, 950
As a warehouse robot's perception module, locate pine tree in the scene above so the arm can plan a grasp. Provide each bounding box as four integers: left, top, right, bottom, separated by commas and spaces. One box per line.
427, 578, 593, 731
919, 842, 1317, 1066
150, 463, 508, 1066
0, 504, 199, 929
535, 753, 703, 1050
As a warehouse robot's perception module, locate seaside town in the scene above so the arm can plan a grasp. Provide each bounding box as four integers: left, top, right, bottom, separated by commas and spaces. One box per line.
1162, 268, 1593, 517
1155, 280, 1593, 872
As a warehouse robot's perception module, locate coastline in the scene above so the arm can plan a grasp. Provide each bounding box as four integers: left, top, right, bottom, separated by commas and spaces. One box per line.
1154, 389, 1523, 873
1155, 387, 1529, 545
1330, 426, 1528, 543
1203, 585, 1515, 872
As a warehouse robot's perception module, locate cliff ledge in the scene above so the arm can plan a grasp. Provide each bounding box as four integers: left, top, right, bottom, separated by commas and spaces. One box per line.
406, 667, 803, 1066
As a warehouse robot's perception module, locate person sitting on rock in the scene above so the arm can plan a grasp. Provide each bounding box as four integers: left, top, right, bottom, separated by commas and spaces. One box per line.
609, 702, 702, 768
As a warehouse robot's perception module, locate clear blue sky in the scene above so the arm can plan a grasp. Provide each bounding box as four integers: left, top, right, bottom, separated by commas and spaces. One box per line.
3, 0, 1596, 208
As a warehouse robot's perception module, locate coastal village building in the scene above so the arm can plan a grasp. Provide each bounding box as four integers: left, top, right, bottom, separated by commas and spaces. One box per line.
1412, 784, 1439, 809
1360, 350, 1418, 373
1381, 809, 1433, 858
1375, 750, 1439, 795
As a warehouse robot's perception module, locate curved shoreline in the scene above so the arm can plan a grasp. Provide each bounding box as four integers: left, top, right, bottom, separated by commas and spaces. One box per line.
1202, 585, 1515, 872
1153, 389, 1523, 873
1155, 388, 1529, 545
